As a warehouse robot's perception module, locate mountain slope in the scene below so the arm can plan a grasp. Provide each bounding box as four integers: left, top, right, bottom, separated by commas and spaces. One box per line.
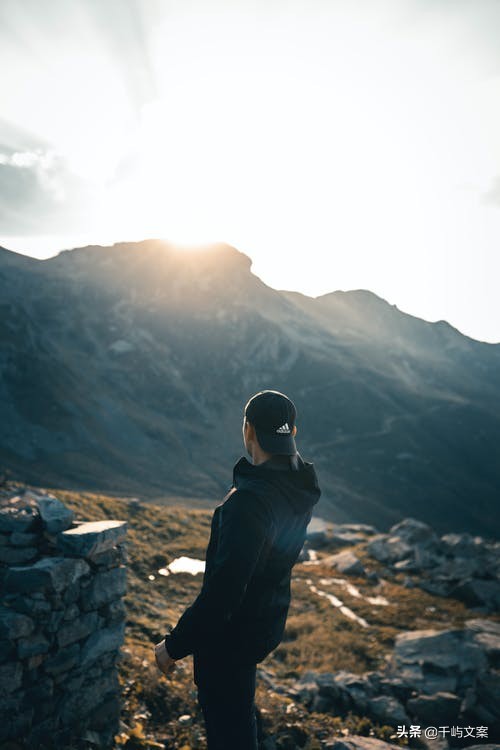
1, 239, 499, 536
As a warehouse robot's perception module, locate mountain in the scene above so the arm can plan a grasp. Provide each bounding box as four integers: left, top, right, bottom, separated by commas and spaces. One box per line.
1, 239, 499, 536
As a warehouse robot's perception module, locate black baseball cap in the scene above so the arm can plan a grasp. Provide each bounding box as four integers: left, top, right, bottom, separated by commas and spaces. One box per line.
244, 390, 297, 455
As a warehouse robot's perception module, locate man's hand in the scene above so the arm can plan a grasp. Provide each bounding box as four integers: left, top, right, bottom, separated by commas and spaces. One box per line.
154, 639, 177, 676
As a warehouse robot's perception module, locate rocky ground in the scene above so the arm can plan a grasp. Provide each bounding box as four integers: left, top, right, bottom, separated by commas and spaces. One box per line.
2, 480, 499, 749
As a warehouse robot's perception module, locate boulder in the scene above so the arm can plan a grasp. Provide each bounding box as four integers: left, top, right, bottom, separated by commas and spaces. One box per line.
17, 633, 50, 659
289, 669, 375, 715
0, 661, 23, 695
43, 643, 80, 676
389, 518, 439, 546
367, 695, 409, 726
323, 550, 366, 576
449, 578, 500, 610
0, 546, 38, 565
35, 495, 74, 534
334, 523, 379, 536
3, 557, 90, 594
306, 530, 330, 549
406, 691, 461, 724
57, 611, 100, 648
366, 534, 413, 563
0, 606, 34, 639
330, 532, 368, 547
389, 628, 488, 694
464, 618, 500, 636
80, 621, 125, 666
80, 566, 127, 610
57, 520, 127, 558
469, 670, 500, 725
9, 531, 39, 547
441, 532, 486, 558
0, 497, 39, 533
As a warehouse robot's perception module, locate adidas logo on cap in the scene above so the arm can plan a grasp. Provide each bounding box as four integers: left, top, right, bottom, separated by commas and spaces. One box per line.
276, 422, 291, 434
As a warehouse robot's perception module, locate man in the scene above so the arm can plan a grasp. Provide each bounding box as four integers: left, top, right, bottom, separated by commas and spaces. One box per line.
154, 389, 321, 749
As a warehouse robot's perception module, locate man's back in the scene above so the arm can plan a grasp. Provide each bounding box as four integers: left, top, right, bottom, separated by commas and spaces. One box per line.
164, 452, 321, 666
157, 389, 321, 750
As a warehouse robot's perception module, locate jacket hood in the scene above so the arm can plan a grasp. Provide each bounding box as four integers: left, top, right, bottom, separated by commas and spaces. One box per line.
232, 453, 321, 514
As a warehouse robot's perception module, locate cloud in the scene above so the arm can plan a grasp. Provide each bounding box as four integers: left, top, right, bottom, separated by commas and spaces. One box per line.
0, 146, 94, 233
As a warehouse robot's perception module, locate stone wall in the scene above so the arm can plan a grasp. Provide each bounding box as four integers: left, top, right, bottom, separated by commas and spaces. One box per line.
0, 489, 128, 749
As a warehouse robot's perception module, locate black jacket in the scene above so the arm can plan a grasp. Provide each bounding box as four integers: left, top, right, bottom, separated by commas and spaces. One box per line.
164, 452, 321, 664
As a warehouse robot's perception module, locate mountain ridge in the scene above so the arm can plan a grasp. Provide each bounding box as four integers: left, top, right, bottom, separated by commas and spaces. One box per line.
1, 238, 499, 537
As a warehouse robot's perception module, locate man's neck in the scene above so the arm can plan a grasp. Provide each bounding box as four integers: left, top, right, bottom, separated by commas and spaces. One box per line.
251, 447, 273, 465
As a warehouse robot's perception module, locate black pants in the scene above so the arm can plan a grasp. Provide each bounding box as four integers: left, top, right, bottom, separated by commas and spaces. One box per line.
193, 650, 259, 750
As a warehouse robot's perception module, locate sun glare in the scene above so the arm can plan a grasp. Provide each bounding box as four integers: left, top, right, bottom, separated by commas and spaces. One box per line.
1, 2, 500, 339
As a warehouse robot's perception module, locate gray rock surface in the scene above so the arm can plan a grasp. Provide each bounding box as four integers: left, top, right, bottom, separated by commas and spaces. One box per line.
57, 519, 127, 558
323, 550, 366, 576
4, 556, 90, 594
35, 494, 75, 534
0, 490, 127, 748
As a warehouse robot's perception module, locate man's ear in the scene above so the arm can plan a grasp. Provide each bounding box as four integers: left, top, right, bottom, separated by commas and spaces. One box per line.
292, 425, 297, 436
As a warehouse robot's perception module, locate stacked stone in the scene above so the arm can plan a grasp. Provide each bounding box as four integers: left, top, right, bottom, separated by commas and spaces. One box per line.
285, 618, 500, 743
0, 490, 127, 749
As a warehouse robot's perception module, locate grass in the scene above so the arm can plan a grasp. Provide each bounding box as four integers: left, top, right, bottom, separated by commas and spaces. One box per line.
9, 480, 500, 749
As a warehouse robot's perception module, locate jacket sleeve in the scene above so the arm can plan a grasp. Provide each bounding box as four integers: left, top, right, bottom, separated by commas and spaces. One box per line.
164, 489, 273, 659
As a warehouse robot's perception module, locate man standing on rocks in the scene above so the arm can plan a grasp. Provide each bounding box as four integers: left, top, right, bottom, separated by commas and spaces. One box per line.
154, 389, 321, 749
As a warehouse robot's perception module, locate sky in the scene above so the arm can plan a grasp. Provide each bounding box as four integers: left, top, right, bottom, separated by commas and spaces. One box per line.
1, 0, 500, 343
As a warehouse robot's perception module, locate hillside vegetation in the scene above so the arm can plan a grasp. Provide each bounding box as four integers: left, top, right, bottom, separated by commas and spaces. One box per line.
24, 482, 494, 750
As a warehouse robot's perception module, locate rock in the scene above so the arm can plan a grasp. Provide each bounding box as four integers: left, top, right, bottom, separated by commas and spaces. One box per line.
335, 523, 379, 536
35, 495, 74, 534
3, 594, 51, 616
468, 631, 500, 668
43, 643, 80, 676
17, 633, 51, 659
431, 555, 490, 580
81, 621, 125, 666
418, 580, 451, 598
100, 598, 127, 623
0, 639, 14, 661
80, 566, 127, 610
323, 550, 366, 576
290, 669, 376, 715
0, 661, 23, 695
57, 519, 127, 558
470, 670, 500, 724
88, 545, 126, 568
406, 691, 461, 724
57, 611, 100, 648
389, 517, 439, 546
449, 578, 500, 610
441, 532, 486, 558
465, 618, 500, 636
0, 606, 35, 639
389, 628, 488, 695
9, 531, 39, 547
3, 557, 90, 594
306, 530, 330, 548
330, 532, 368, 547
0, 545, 38, 564
366, 534, 413, 563
367, 695, 409, 726
0, 497, 39, 533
